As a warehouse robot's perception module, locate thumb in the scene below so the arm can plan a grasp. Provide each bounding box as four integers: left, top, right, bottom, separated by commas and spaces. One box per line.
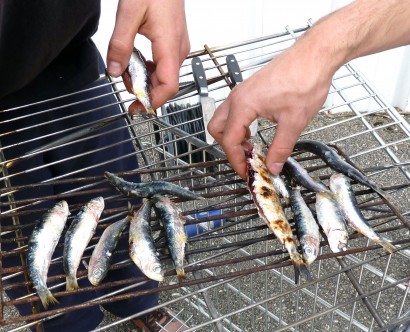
106, 0, 145, 77
265, 121, 303, 175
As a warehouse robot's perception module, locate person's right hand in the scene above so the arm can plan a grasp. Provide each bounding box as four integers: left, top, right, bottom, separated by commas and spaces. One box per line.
106, 0, 190, 109
208, 36, 335, 179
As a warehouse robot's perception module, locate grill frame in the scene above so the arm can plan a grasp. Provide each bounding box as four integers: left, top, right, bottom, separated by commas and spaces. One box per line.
1, 22, 410, 331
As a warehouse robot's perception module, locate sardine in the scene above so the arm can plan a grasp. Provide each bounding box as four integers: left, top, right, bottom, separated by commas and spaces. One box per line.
153, 195, 187, 281
283, 156, 331, 194
271, 174, 290, 206
290, 187, 320, 265
129, 199, 165, 282
246, 144, 311, 283
27, 201, 70, 309
63, 196, 105, 291
315, 191, 349, 253
294, 139, 389, 201
105, 171, 203, 201
329, 173, 395, 253
122, 47, 156, 116
88, 215, 130, 286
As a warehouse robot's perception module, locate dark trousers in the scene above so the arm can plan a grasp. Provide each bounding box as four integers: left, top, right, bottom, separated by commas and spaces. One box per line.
0, 55, 158, 331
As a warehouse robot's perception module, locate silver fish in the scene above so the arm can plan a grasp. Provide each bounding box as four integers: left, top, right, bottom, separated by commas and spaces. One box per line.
27, 201, 70, 309
271, 174, 290, 206
315, 191, 349, 254
329, 173, 395, 253
122, 47, 156, 116
63, 196, 105, 291
105, 171, 203, 201
290, 187, 320, 265
153, 195, 187, 282
294, 139, 389, 201
284, 156, 331, 194
88, 216, 130, 286
129, 199, 165, 282
246, 144, 311, 283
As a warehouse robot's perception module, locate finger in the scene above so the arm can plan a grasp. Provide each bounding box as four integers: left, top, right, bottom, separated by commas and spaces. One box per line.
149, 40, 183, 108
207, 99, 230, 145
107, 0, 144, 77
220, 105, 256, 180
265, 120, 304, 175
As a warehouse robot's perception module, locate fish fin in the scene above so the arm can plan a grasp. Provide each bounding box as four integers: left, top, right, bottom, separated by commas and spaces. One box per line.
177, 268, 185, 284
292, 259, 313, 284
38, 289, 59, 309
378, 237, 396, 254
66, 277, 79, 291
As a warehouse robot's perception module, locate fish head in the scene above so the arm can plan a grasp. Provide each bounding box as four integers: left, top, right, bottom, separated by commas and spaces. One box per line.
329, 173, 349, 191
143, 262, 164, 282
327, 229, 348, 253
54, 200, 70, 217
88, 267, 105, 286
301, 236, 320, 265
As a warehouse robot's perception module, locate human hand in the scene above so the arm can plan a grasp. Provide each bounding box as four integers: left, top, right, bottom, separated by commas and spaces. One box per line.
107, 0, 190, 109
208, 40, 334, 179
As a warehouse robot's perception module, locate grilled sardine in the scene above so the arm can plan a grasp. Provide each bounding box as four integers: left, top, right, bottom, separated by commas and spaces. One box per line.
246, 144, 311, 283
153, 195, 187, 282
63, 197, 105, 291
105, 171, 203, 201
88, 215, 130, 286
329, 173, 395, 253
27, 201, 70, 309
315, 191, 349, 254
129, 199, 164, 282
290, 187, 320, 265
122, 47, 156, 116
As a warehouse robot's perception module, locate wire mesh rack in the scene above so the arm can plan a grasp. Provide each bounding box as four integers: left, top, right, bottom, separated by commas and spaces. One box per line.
1, 22, 410, 332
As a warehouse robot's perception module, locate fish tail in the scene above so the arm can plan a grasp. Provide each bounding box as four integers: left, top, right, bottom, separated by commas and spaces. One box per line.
66, 276, 79, 291
377, 237, 396, 254
176, 268, 185, 283
38, 288, 59, 309
291, 253, 313, 283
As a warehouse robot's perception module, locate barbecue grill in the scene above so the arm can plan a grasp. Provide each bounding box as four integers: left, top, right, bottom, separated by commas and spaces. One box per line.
2, 22, 410, 332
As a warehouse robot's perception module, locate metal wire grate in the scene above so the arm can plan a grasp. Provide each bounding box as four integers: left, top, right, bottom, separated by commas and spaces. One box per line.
1, 22, 410, 332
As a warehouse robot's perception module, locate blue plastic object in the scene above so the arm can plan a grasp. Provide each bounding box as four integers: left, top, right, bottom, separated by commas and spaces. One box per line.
185, 209, 224, 237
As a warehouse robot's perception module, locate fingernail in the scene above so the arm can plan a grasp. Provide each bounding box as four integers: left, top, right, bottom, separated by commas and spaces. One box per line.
108, 61, 122, 77
269, 162, 284, 175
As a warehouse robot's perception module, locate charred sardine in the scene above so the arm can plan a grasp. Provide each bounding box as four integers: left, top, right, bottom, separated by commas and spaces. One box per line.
290, 187, 320, 265
153, 195, 187, 281
246, 144, 311, 283
129, 199, 165, 282
105, 171, 203, 201
63, 197, 105, 291
27, 201, 70, 309
88, 215, 130, 286
122, 47, 156, 116
329, 173, 395, 253
315, 191, 349, 254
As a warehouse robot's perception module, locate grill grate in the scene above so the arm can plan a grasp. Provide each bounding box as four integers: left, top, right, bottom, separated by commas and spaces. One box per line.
2, 22, 410, 331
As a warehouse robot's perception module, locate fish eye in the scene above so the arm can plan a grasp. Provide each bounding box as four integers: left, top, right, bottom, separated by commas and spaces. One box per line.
304, 247, 313, 255
153, 264, 162, 273
93, 269, 103, 278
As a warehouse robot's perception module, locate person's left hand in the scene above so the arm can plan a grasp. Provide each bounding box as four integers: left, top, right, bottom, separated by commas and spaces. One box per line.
106, 0, 190, 109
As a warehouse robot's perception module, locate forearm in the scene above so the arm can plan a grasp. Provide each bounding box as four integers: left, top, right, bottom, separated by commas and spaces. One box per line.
300, 0, 410, 74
